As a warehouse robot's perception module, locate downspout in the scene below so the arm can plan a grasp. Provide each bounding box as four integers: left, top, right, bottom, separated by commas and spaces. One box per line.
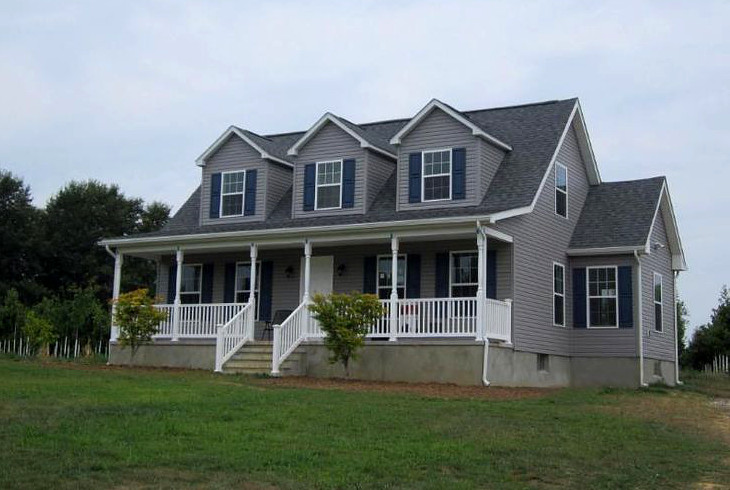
634, 251, 647, 387
674, 271, 683, 385
104, 245, 116, 260
476, 220, 491, 386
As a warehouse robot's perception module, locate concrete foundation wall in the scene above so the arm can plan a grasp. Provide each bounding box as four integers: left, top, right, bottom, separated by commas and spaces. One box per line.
109, 341, 215, 371
643, 357, 678, 387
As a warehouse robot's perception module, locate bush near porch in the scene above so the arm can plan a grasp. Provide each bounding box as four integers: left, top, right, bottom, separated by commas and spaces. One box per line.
1, 358, 729, 489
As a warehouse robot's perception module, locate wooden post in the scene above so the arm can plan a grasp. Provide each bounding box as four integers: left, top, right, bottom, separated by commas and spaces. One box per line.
172, 248, 184, 341
389, 235, 399, 341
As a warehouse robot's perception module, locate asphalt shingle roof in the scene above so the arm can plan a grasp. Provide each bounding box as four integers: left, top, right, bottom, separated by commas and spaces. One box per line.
569, 177, 665, 249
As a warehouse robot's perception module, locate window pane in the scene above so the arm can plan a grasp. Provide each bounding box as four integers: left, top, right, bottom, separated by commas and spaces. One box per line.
556, 165, 567, 192
235, 263, 260, 295
451, 253, 478, 284
654, 303, 663, 332
589, 297, 617, 326
180, 293, 200, 304
654, 276, 662, 302
181, 265, 201, 293
424, 175, 450, 200
222, 172, 245, 194
554, 264, 564, 294
556, 190, 567, 217
222, 194, 243, 216
317, 185, 341, 209
317, 161, 341, 185
554, 295, 564, 325
377, 256, 405, 289
452, 285, 478, 298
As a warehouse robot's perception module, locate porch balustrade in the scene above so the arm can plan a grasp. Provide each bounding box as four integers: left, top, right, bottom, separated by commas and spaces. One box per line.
153, 303, 244, 339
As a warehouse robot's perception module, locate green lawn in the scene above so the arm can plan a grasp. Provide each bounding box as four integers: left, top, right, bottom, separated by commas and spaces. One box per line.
1, 358, 728, 489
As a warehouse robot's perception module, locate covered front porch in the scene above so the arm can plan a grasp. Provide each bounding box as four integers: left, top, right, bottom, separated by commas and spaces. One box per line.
107, 223, 514, 375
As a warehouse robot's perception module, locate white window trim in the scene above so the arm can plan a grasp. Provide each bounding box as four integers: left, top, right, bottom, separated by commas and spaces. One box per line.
586, 265, 619, 328
553, 262, 566, 327
449, 250, 479, 298
235, 261, 262, 320
421, 148, 453, 202
180, 263, 203, 304
314, 159, 343, 210
219, 170, 246, 218
654, 272, 663, 332
555, 162, 568, 219
376, 254, 407, 299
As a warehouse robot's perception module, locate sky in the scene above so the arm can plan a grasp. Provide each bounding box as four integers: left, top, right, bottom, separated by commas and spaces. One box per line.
0, 1, 728, 336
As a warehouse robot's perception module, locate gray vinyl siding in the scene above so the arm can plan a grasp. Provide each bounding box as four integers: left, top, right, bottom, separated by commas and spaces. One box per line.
642, 212, 676, 361
492, 122, 590, 356
199, 135, 267, 226
569, 255, 638, 357
396, 108, 483, 211
292, 121, 367, 218
365, 151, 396, 211
478, 138, 507, 202
265, 163, 293, 218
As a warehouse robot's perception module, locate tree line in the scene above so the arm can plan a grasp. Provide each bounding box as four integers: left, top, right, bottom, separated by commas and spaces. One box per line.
0, 169, 169, 353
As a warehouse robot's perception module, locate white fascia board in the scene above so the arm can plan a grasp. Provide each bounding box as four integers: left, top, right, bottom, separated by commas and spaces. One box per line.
195, 126, 293, 168
287, 113, 397, 160
389, 99, 513, 151
567, 246, 644, 256
573, 101, 601, 185
645, 182, 688, 271
99, 213, 515, 252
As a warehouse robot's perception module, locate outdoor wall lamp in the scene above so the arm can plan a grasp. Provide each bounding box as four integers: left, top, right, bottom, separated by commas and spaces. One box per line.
284, 265, 294, 278
337, 264, 346, 276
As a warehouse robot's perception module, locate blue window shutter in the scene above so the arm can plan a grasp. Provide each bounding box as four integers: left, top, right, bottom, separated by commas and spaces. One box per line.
201, 263, 214, 303
167, 261, 177, 304
435, 253, 449, 297
223, 262, 236, 303
342, 159, 356, 208
244, 169, 257, 216
259, 261, 273, 322
303, 164, 316, 211
406, 254, 421, 298
486, 250, 497, 299
573, 268, 587, 328
210, 173, 221, 219
408, 153, 422, 203
452, 148, 466, 200
363, 256, 377, 294
618, 266, 634, 328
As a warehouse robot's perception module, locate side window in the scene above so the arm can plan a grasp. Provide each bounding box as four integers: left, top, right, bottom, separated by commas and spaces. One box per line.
376, 255, 406, 300
235, 262, 261, 318
422, 149, 452, 201
450, 252, 478, 297
555, 163, 568, 218
587, 266, 618, 327
654, 273, 663, 332
180, 264, 202, 304
553, 263, 565, 326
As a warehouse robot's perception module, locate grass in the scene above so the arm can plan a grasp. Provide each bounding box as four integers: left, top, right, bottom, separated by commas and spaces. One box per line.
1, 358, 729, 489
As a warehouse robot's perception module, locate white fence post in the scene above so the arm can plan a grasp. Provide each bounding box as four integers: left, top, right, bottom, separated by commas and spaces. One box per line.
272, 325, 282, 376
214, 324, 223, 373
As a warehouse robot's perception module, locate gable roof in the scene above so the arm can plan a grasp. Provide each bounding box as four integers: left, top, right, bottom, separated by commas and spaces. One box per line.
195, 126, 293, 168
390, 99, 513, 151
287, 113, 397, 159
568, 177, 686, 270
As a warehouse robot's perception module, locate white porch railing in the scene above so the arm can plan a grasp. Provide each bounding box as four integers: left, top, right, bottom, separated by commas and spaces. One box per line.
271, 301, 309, 376
485, 298, 512, 342
391, 297, 478, 337
153, 303, 244, 339
214, 301, 255, 372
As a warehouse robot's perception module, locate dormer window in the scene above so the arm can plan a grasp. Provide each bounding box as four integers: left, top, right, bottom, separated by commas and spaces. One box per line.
422, 149, 452, 201
315, 160, 342, 210
221, 171, 246, 217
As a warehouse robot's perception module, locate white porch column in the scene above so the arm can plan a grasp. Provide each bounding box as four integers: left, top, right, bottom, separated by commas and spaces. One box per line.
110, 251, 123, 342
172, 248, 184, 341
302, 240, 312, 339
248, 244, 258, 340
476, 229, 487, 340
389, 235, 399, 341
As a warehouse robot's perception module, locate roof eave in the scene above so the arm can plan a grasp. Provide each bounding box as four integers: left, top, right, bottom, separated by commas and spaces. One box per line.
195, 126, 293, 168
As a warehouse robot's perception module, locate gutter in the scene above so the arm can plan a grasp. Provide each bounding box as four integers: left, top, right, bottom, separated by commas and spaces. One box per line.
634, 250, 648, 387
674, 271, 683, 385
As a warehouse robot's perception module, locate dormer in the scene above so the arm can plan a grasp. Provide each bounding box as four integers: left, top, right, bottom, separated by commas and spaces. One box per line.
390, 99, 512, 211
195, 126, 293, 226
287, 113, 397, 218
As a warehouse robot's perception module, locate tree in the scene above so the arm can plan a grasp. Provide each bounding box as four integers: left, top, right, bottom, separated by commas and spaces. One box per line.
0, 170, 42, 301
308, 293, 385, 377
113, 289, 167, 356
0, 289, 25, 342
685, 286, 730, 369
23, 310, 56, 356
139, 201, 171, 233
677, 299, 688, 364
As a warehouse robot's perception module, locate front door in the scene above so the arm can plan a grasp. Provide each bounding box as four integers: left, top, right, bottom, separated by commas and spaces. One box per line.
300, 255, 334, 299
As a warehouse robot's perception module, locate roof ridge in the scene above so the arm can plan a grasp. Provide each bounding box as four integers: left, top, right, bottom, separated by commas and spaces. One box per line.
597, 176, 666, 186
463, 98, 575, 115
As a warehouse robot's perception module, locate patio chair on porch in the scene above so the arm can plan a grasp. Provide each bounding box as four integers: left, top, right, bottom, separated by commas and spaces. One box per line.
262, 309, 293, 341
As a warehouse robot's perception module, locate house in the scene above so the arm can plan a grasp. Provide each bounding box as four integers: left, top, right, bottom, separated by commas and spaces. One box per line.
100, 97, 686, 387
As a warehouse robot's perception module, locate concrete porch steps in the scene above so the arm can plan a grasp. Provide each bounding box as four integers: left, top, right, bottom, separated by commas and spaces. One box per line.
222, 341, 305, 376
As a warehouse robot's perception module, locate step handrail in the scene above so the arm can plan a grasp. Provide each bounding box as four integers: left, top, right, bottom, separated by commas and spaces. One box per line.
214, 301, 255, 372
271, 301, 308, 376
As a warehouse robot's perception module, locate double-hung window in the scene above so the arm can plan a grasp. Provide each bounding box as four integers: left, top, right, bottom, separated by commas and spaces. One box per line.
555, 163, 568, 218
422, 149, 451, 201
450, 252, 478, 297
315, 160, 342, 210
654, 273, 663, 332
221, 171, 246, 217
587, 266, 618, 327
553, 263, 565, 326
235, 262, 261, 318
180, 264, 202, 304
376, 255, 406, 300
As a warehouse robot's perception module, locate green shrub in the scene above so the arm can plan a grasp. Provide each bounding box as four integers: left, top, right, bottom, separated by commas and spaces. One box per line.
309, 293, 384, 377
113, 288, 167, 356
23, 310, 56, 356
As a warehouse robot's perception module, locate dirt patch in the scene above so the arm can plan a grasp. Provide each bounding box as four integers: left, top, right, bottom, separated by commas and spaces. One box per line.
251, 376, 555, 400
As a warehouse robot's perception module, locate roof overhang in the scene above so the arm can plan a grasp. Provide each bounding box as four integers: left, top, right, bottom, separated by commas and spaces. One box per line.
287, 113, 397, 160
389, 99, 513, 151
195, 126, 293, 168
646, 181, 687, 271
567, 246, 645, 256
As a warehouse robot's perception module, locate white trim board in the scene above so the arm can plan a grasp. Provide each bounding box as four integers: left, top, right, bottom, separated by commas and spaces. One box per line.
196, 126, 293, 168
